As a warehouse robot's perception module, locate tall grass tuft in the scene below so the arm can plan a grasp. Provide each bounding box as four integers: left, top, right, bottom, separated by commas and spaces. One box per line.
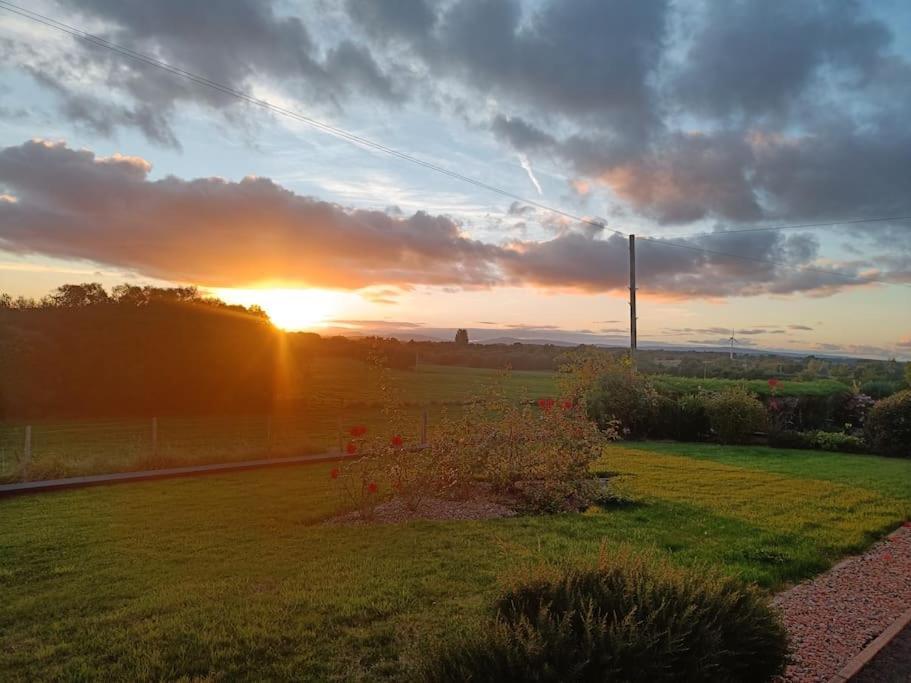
419, 548, 788, 682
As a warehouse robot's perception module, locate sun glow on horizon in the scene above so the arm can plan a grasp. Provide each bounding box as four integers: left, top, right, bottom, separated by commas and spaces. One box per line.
211, 287, 350, 330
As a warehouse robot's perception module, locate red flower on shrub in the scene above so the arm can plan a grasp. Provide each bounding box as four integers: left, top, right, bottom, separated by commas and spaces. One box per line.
390, 434, 404, 447
367, 481, 378, 494
349, 425, 367, 437
345, 441, 357, 454
330, 467, 339, 479
560, 399, 574, 410
768, 378, 780, 389
537, 397, 555, 411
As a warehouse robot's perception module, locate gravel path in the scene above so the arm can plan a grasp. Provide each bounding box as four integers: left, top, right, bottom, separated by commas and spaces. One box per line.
854, 621, 911, 682
773, 524, 911, 682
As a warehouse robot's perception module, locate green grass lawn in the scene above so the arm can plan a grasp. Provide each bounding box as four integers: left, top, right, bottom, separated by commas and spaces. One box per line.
1, 442, 908, 681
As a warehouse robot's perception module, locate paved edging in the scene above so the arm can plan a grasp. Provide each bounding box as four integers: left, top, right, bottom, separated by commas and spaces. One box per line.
829, 606, 911, 682
0, 451, 355, 497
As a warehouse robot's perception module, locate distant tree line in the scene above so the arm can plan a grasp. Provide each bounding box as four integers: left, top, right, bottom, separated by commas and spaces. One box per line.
0, 283, 425, 418
0, 284, 280, 419
2, 283, 905, 418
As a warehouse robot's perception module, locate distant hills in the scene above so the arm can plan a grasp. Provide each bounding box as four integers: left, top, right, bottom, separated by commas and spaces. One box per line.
313, 324, 893, 361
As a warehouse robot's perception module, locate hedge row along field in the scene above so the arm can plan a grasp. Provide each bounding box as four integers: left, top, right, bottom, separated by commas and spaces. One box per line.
651, 375, 851, 398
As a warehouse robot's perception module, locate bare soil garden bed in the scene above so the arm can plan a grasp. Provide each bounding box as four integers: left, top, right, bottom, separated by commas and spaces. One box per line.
325, 484, 519, 525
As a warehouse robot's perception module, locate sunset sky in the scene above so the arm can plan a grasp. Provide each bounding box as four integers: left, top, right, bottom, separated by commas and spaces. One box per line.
0, 0, 909, 358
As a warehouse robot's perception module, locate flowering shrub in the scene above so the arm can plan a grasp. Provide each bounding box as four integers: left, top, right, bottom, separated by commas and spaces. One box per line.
331, 451, 381, 520
426, 374, 618, 512
331, 355, 617, 518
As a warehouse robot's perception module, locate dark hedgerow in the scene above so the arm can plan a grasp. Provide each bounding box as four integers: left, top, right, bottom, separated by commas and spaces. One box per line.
419, 551, 788, 682
865, 389, 911, 457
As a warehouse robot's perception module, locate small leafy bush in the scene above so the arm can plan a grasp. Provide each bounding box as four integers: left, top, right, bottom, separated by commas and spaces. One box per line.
674, 393, 711, 441
583, 362, 659, 438
865, 389, 911, 457
419, 550, 788, 682
649, 393, 710, 441
705, 386, 767, 444
811, 430, 866, 453
768, 429, 866, 453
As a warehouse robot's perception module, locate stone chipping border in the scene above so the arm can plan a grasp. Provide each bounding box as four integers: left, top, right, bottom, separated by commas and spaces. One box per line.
772, 523, 911, 683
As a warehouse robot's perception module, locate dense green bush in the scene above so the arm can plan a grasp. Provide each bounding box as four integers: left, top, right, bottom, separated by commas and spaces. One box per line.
768, 429, 866, 453
675, 393, 711, 441
650, 393, 711, 441
811, 430, 866, 454
584, 368, 659, 438
705, 387, 767, 444
420, 552, 788, 682
865, 390, 911, 457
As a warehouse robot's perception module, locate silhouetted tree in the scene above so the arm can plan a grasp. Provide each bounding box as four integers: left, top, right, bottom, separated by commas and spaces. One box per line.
455, 328, 469, 345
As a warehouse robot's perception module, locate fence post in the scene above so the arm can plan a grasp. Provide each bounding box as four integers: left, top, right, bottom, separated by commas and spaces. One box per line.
24, 425, 31, 465
337, 413, 343, 453
421, 409, 428, 446
151, 417, 158, 458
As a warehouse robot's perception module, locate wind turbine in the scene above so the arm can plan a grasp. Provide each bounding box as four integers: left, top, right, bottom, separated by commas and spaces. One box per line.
728, 329, 737, 361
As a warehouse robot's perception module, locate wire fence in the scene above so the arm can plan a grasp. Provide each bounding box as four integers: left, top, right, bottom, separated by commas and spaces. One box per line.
0, 404, 447, 483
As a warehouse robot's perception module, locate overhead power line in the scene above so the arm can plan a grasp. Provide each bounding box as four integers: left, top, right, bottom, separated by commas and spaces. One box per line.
1, 0, 908, 292
0, 0, 620, 237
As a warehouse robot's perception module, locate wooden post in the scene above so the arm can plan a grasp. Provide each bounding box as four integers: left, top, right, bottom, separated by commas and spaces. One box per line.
151, 417, 158, 457
24, 425, 31, 464
421, 409, 428, 446
629, 234, 638, 369
336, 414, 343, 453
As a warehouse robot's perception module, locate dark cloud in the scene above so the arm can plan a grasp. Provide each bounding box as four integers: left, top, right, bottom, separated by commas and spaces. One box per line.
673, 1, 889, 119
789, 324, 814, 331
5, 0, 910, 232
348, 0, 911, 226
0, 140, 499, 289
5, 0, 399, 145
0, 139, 905, 298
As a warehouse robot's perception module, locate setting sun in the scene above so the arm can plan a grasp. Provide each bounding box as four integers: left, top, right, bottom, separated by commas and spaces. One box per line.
211, 287, 347, 330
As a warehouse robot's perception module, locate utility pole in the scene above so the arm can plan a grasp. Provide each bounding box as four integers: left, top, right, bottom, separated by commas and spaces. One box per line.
629, 234, 638, 369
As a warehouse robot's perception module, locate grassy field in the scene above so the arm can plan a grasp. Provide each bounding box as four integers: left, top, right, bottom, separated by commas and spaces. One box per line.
0, 363, 861, 483
0, 362, 557, 482
1, 441, 908, 680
